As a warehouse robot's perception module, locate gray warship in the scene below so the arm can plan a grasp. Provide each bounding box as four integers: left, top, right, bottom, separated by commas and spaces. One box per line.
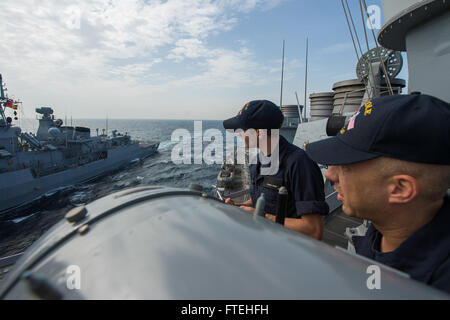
0, 0, 449, 299
0, 75, 159, 215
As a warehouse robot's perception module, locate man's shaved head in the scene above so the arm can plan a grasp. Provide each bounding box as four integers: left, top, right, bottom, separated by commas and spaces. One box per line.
376, 157, 450, 202
324, 156, 450, 222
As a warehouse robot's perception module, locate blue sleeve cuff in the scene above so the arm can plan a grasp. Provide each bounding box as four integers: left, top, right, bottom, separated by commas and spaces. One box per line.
294, 201, 329, 218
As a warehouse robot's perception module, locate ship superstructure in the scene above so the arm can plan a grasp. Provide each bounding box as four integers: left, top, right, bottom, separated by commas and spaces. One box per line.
0, 74, 159, 214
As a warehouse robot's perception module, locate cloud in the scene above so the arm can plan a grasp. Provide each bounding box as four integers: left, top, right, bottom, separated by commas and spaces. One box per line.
108, 60, 163, 78
217, 0, 285, 12
265, 58, 303, 74
0, 0, 257, 70
321, 42, 354, 54
164, 46, 265, 89
0, 0, 284, 118
167, 38, 212, 62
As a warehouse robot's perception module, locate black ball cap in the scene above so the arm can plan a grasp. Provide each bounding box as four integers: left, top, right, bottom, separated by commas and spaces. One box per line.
306, 93, 450, 165
223, 100, 284, 131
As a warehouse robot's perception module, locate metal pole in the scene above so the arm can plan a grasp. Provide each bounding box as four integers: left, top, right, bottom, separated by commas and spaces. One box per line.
0, 74, 7, 124
0, 74, 4, 99
303, 38, 309, 121
275, 187, 288, 225
295, 91, 303, 124
361, 0, 394, 95
280, 40, 285, 109
358, 0, 378, 98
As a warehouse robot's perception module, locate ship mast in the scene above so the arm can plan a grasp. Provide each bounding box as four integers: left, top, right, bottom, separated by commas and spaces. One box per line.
0, 74, 5, 100
279, 40, 285, 109
0, 74, 22, 126
303, 37, 308, 121
0, 74, 8, 125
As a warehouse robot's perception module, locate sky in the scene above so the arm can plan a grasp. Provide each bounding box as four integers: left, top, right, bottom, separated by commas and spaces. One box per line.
0, 0, 408, 120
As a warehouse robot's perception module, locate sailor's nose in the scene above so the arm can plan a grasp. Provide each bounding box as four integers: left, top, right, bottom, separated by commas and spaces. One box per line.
325, 166, 339, 183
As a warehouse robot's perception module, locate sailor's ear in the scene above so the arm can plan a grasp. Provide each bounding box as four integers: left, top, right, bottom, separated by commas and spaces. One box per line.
387, 174, 418, 204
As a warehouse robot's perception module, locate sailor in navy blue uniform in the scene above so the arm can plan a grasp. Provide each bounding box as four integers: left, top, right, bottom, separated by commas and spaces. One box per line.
306, 93, 450, 294
223, 100, 329, 240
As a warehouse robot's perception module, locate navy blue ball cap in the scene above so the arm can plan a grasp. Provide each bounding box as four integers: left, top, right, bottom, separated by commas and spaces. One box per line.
306, 93, 450, 166
223, 100, 284, 131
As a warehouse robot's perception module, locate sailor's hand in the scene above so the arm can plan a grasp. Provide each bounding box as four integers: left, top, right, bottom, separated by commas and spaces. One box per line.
239, 206, 255, 213
225, 198, 236, 206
